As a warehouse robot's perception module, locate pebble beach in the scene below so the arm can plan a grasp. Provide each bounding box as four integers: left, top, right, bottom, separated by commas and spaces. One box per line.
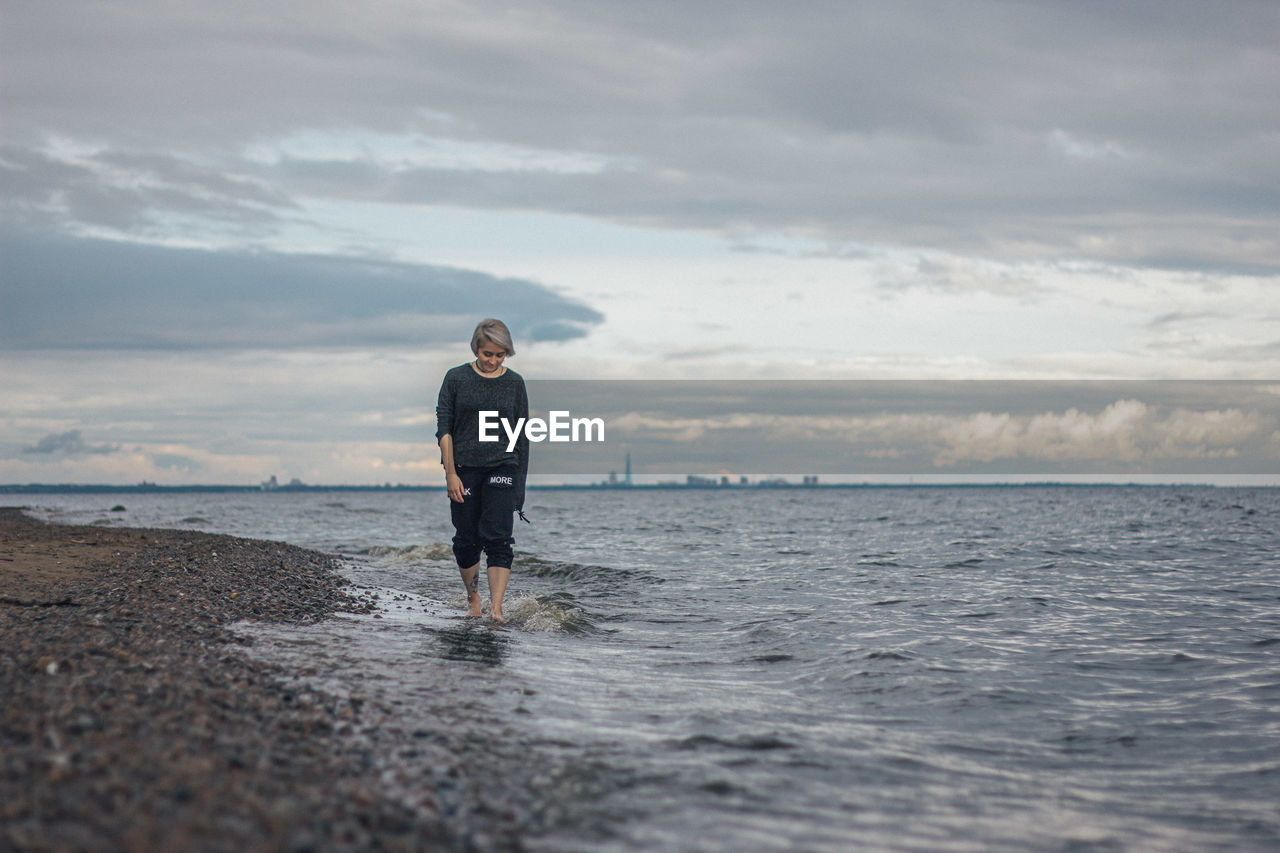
0, 506, 514, 852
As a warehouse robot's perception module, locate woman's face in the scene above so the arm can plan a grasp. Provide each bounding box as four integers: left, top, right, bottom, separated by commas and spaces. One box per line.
475, 339, 508, 373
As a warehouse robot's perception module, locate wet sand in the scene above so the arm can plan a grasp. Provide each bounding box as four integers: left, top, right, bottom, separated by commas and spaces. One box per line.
0, 507, 513, 852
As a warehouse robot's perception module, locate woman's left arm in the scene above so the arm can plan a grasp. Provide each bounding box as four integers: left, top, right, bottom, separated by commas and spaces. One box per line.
514, 378, 529, 512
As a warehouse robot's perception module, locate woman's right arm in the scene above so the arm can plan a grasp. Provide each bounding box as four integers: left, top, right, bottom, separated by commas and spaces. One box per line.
436, 372, 465, 502
439, 433, 465, 503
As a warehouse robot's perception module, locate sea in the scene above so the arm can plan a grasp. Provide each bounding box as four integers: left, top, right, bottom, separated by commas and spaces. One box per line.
24, 486, 1280, 851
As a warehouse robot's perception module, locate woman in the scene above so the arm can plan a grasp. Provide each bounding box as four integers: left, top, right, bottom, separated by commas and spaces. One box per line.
436, 318, 529, 623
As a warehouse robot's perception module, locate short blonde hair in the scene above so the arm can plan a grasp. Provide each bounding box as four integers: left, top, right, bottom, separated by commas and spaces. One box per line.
470, 318, 516, 356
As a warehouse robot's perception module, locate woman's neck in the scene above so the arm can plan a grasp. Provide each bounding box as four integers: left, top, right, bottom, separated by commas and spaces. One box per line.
471, 361, 506, 378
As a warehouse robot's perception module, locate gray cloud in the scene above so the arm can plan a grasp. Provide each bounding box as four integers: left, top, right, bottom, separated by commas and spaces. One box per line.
2, 1, 1279, 274
0, 145, 292, 236
23, 430, 120, 456
1147, 311, 1231, 330
0, 232, 603, 350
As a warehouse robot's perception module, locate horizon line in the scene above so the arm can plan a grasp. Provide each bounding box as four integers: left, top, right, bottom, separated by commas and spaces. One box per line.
4, 480, 1277, 494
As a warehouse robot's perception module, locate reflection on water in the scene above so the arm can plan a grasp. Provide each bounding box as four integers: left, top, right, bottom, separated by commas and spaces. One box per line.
430, 624, 512, 666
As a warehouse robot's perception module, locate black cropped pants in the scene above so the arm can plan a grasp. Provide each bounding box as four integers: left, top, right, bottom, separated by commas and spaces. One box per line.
450, 465, 517, 570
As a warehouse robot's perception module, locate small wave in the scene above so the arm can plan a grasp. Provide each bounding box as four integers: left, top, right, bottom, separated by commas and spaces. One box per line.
506, 593, 597, 633
1073, 651, 1205, 671
864, 650, 914, 661
858, 554, 903, 567
748, 654, 795, 664
673, 734, 796, 752
698, 779, 752, 798
516, 554, 662, 585
436, 591, 596, 633
359, 542, 455, 563
180, 516, 211, 524
318, 502, 385, 514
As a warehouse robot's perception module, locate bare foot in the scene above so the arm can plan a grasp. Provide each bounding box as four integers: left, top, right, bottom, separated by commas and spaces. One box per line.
490, 611, 507, 624
466, 597, 484, 618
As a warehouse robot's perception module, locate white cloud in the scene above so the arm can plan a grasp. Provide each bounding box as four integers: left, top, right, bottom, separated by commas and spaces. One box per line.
244, 129, 623, 175
1048, 129, 1141, 162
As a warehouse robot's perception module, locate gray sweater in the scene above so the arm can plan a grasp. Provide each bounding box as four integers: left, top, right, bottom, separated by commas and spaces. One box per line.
435, 363, 529, 509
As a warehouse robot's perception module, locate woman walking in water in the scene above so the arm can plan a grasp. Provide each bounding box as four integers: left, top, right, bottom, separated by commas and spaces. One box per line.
436, 318, 529, 623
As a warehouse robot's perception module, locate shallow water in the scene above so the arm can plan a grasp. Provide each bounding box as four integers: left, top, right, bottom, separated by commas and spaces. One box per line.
28, 487, 1280, 850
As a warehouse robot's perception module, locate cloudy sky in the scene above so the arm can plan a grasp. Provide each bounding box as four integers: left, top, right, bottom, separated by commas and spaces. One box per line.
3, 1, 1279, 484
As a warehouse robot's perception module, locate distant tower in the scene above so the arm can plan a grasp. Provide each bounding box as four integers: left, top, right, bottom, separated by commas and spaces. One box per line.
625, 452, 632, 487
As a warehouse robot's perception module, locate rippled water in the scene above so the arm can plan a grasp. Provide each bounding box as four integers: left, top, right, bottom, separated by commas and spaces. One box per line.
27, 487, 1280, 851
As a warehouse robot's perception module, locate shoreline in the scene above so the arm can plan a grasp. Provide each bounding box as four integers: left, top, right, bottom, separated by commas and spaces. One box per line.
0, 507, 508, 851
